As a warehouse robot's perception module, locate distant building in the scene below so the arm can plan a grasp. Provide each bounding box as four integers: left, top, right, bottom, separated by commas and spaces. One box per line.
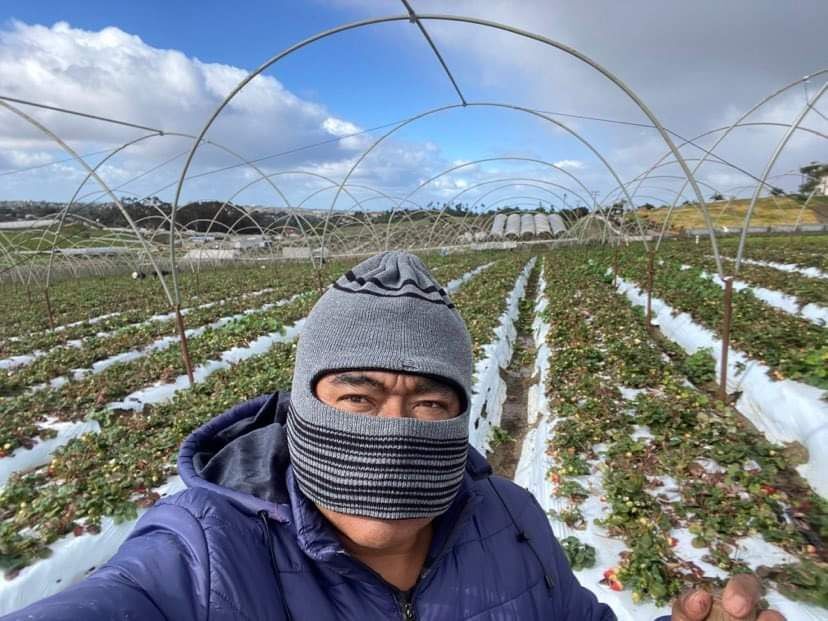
281, 246, 329, 259
231, 235, 270, 251
183, 248, 240, 261
817, 172, 828, 196
0, 219, 58, 230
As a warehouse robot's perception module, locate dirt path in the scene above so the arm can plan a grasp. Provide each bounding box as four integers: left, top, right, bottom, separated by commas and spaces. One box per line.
488, 264, 540, 479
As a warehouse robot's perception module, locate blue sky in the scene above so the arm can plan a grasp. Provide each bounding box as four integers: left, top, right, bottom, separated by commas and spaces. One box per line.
1, 1, 825, 209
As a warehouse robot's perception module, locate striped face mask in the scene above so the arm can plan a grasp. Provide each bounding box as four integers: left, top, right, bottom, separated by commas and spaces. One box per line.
286, 401, 469, 520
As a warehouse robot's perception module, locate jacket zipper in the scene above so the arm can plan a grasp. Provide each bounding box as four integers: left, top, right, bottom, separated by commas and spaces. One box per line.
396, 589, 416, 621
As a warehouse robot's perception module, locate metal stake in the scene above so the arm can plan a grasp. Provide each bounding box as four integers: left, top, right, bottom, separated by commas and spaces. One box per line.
645, 250, 655, 327
719, 277, 734, 403
174, 305, 195, 386
44, 288, 55, 331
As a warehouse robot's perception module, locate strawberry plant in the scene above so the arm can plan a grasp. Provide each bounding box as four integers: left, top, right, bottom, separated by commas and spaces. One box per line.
560, 536, 596, 570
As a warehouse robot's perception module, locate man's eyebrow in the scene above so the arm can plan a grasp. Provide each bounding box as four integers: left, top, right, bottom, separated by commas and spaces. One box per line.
329, 373, 385, 389
412, 376, 455, 397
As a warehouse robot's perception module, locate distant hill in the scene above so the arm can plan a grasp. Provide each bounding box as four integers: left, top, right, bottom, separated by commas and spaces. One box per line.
633, 196, 827, 231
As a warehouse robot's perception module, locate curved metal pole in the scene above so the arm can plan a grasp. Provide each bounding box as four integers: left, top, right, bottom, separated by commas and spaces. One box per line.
445, 176, 588, 209
627, 71, 828, 273
323, 101, 649, 253
415, 15, 717, 262
36, 128, 300, 294
0, 100, 176, 307
794, 188, 820, 228
171, 13, 718, 283
41, 131, 162, 291
467, 101, 653, 243
421, 158, 597, 248
466, 184, 567, 211
168, 15, 426, 303
207, 170, 385, 258
735, 81, 828, 271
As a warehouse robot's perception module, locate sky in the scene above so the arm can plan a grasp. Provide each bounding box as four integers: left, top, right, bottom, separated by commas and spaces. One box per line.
0, 0, 826, 211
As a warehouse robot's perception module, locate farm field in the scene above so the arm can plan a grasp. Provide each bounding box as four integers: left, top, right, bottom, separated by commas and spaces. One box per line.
634, 196, 828, 231
0, 237, 825, 618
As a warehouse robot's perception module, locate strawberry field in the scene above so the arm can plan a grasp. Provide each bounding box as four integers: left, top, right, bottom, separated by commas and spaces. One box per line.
0, 237, 825, 618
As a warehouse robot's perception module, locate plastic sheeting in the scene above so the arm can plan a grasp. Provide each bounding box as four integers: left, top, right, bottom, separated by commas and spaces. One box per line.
700, 270, 828, 325
504, 213, 521, 237
534, 213, 551, 236
0, 476, 187, 615
720, 256, 828, 281
515, 272, 826, 621
0, 419, 101, 488
0, 293, 310, 488
520, 213, 536, 237
548, 214, 567, 235
468, 258, 536, 454
489, 213, 507, 238
615, 274, 828, 497
445, 262, 494, 294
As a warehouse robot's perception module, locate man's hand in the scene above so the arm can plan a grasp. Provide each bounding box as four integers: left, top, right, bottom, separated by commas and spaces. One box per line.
671, 574, 785, 620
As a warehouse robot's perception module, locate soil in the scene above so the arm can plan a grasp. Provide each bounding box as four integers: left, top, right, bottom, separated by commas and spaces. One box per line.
487, 335, 537, 479
488, 264, 541, 479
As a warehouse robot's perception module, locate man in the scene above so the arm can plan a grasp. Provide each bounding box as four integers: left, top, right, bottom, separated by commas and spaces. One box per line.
6, 252, 782, 620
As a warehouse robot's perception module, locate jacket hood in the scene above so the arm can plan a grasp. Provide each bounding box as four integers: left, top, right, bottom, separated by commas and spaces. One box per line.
177, 391, 492, 524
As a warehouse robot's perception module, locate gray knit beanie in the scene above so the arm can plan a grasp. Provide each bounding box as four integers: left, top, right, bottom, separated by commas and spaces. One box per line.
286, 251, 473, 519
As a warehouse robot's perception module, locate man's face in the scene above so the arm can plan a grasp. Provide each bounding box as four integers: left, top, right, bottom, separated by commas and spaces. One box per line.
313, 370, 463, 550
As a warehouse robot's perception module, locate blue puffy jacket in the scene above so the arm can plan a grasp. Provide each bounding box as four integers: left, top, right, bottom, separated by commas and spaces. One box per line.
4, 392, 664, 620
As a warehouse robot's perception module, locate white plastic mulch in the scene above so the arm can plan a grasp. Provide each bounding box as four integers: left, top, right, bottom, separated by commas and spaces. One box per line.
732, 257, 828, 281
468, 257, 536, 455
514, 272, 827, 621
698, 270, 828, 326
446, 261, 495, 294
0, 286, 280, 369
614, 275, 828, 498
0, 476, 186, 615
0, 293, 308, 490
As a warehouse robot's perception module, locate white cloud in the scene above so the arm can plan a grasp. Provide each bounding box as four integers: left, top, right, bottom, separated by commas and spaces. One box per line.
0, 20, 375, 202
553, 159, 584, 170
330, 0, 828, 197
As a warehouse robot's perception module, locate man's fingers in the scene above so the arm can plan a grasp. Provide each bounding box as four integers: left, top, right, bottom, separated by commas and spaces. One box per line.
756, 611, 785, 621
722, 574, 762, 618
671, 589, 712, 621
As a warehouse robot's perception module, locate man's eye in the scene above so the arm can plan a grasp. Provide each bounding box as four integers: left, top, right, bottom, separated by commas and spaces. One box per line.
344, 395, 369, 404
417, 401, 445, 410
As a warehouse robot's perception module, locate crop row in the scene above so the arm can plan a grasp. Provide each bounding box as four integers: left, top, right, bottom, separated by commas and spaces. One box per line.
452, 251, 536, 361
0, 253, 496, 455
0, 252, 495, 357
0, 250, 528, 576
610, 248, 827, 389
540, 249, 825, 607
0, 252, 491, 393
0, 263, 324, 353
0, 263, 293, 339
0, 287, 316, 393
660, 242, 828, 309
714, 235, 827, 271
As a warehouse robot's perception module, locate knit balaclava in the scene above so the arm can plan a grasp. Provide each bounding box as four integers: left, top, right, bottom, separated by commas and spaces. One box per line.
287, 251, 473, 520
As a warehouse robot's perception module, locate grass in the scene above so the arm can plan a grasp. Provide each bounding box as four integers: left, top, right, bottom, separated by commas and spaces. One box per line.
634, 196, 827, 231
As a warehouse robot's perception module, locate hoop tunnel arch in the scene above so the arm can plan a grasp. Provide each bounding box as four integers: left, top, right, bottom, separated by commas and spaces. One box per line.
412, 156, 599, 249
168, 12, 723, 306
425, 180, 588, 247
